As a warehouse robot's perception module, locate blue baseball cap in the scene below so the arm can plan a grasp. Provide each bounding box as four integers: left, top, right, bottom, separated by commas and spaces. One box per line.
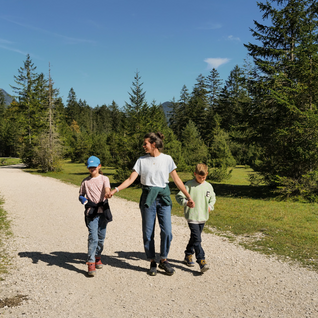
87, 156, 100, 168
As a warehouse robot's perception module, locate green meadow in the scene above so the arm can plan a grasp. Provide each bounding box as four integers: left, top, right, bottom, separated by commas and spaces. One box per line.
21, 160, 318, 272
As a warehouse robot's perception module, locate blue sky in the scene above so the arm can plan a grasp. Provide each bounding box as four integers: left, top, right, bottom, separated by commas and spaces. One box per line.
0, 0, 263, 108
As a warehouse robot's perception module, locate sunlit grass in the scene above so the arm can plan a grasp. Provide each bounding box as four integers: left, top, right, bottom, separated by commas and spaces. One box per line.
0, 157, 21, 166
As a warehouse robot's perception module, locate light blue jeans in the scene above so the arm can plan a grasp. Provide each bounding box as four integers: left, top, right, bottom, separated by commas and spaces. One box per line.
139, 194, 173, 260
85, 214, 107, 263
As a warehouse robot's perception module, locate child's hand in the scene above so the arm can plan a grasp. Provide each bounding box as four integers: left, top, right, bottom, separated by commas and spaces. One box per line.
187, 198, 195, 208
109, 189, 117, 198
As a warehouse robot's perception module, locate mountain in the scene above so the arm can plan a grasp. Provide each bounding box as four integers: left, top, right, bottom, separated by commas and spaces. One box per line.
0, 88, 13, 106
161, 101, 173, 122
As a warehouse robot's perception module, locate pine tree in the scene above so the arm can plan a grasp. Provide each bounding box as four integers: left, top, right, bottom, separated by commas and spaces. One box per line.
206, 68, 223, 109
244, 0, 318, 185
217, 65, 249, 132
113, 72, 150, 181
109, 101, 125, 134
65, 88, 80, 126
10, 55, 50, 166
188, 74, 209, 136
124, 71, 148, 134
169, 85, 190, 140
0, 90, 5, 156
34, 65, 63, 172
180, 120, 209, 167
94, 104, 112, 134
10, 54, 41, 145
204, 68, 223, 147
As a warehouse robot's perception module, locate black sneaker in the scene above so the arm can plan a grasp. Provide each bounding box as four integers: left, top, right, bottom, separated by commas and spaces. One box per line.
159, 260, 175, 276
147, 261, 157, 276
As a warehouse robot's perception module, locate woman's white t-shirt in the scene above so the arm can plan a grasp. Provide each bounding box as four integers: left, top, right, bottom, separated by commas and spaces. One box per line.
133, 153, 177, 187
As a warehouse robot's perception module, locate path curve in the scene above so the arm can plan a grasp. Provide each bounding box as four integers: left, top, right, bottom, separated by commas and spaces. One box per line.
0, 165, 317, 317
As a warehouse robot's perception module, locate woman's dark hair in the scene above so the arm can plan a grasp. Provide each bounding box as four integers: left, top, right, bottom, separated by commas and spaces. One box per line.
144, 132, 164, 150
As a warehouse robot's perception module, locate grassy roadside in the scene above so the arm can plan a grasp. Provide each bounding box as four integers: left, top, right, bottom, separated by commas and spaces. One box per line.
0, 198, 12, 279
24, 160, 318, 271
0, 158, 19, 278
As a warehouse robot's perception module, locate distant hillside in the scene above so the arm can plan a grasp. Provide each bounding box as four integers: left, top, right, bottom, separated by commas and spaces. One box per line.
161, 101, 172, 122
0, 88, 13, 106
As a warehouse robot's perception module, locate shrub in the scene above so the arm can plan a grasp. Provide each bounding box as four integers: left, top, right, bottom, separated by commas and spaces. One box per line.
208, 166, 233, 182
273, 171, 318, 202
248, 173, 265, 186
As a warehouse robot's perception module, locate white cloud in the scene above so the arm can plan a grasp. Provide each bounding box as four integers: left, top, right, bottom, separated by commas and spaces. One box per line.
204, 58, 230, 69
227, 35, 241, 42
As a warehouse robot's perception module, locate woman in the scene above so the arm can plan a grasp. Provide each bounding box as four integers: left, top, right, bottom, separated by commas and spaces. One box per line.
110, 132, 194, 276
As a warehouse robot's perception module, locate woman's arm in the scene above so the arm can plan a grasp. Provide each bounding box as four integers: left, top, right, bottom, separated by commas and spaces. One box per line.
170, 170, 195, 208
109, 171, 139, 197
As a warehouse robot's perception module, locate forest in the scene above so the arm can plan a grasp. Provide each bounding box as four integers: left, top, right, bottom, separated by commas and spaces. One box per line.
1, 0, 318, 201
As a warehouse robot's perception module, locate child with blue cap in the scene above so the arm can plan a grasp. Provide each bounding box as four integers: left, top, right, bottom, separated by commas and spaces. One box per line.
79, 156, 112, 277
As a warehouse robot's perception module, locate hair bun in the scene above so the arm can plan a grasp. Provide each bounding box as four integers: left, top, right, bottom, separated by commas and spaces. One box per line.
156, 132, 164, 140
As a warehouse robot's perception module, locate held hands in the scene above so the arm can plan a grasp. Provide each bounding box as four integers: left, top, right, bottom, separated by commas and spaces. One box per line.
107, 189, 117, 198
186, 198, 195, 208
105, 191, 114, 199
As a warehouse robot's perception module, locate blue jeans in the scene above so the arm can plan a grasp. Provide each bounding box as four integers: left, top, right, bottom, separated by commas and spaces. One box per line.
139, 194, 172, 260
185, 223, 205, 263
85, 214, 107, 263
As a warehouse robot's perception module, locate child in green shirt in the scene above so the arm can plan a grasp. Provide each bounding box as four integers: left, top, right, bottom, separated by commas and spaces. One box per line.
176, 163, 216, 273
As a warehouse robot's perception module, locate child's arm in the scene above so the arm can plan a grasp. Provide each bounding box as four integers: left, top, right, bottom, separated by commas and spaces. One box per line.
208, 185, 216, 212
79, 181, 87, 204
175, 190, 188, 207
104, 187, 111, 199
176, 182, 193, 208
103, 176, 111, 199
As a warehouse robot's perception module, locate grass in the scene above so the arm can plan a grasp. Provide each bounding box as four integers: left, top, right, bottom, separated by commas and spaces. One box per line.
0, 158, 18, 278
18, 160, 318, 271
0, 157, 21, 166
0, 198, 12, 279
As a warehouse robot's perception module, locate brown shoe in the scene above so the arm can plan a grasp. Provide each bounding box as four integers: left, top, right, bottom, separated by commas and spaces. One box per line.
95, 257, 103, 269
87, 262, 96, 276
199, 260, 209, 273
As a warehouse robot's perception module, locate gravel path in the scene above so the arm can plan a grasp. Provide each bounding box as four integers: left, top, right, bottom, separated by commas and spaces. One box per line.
0, 165, 317, 317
